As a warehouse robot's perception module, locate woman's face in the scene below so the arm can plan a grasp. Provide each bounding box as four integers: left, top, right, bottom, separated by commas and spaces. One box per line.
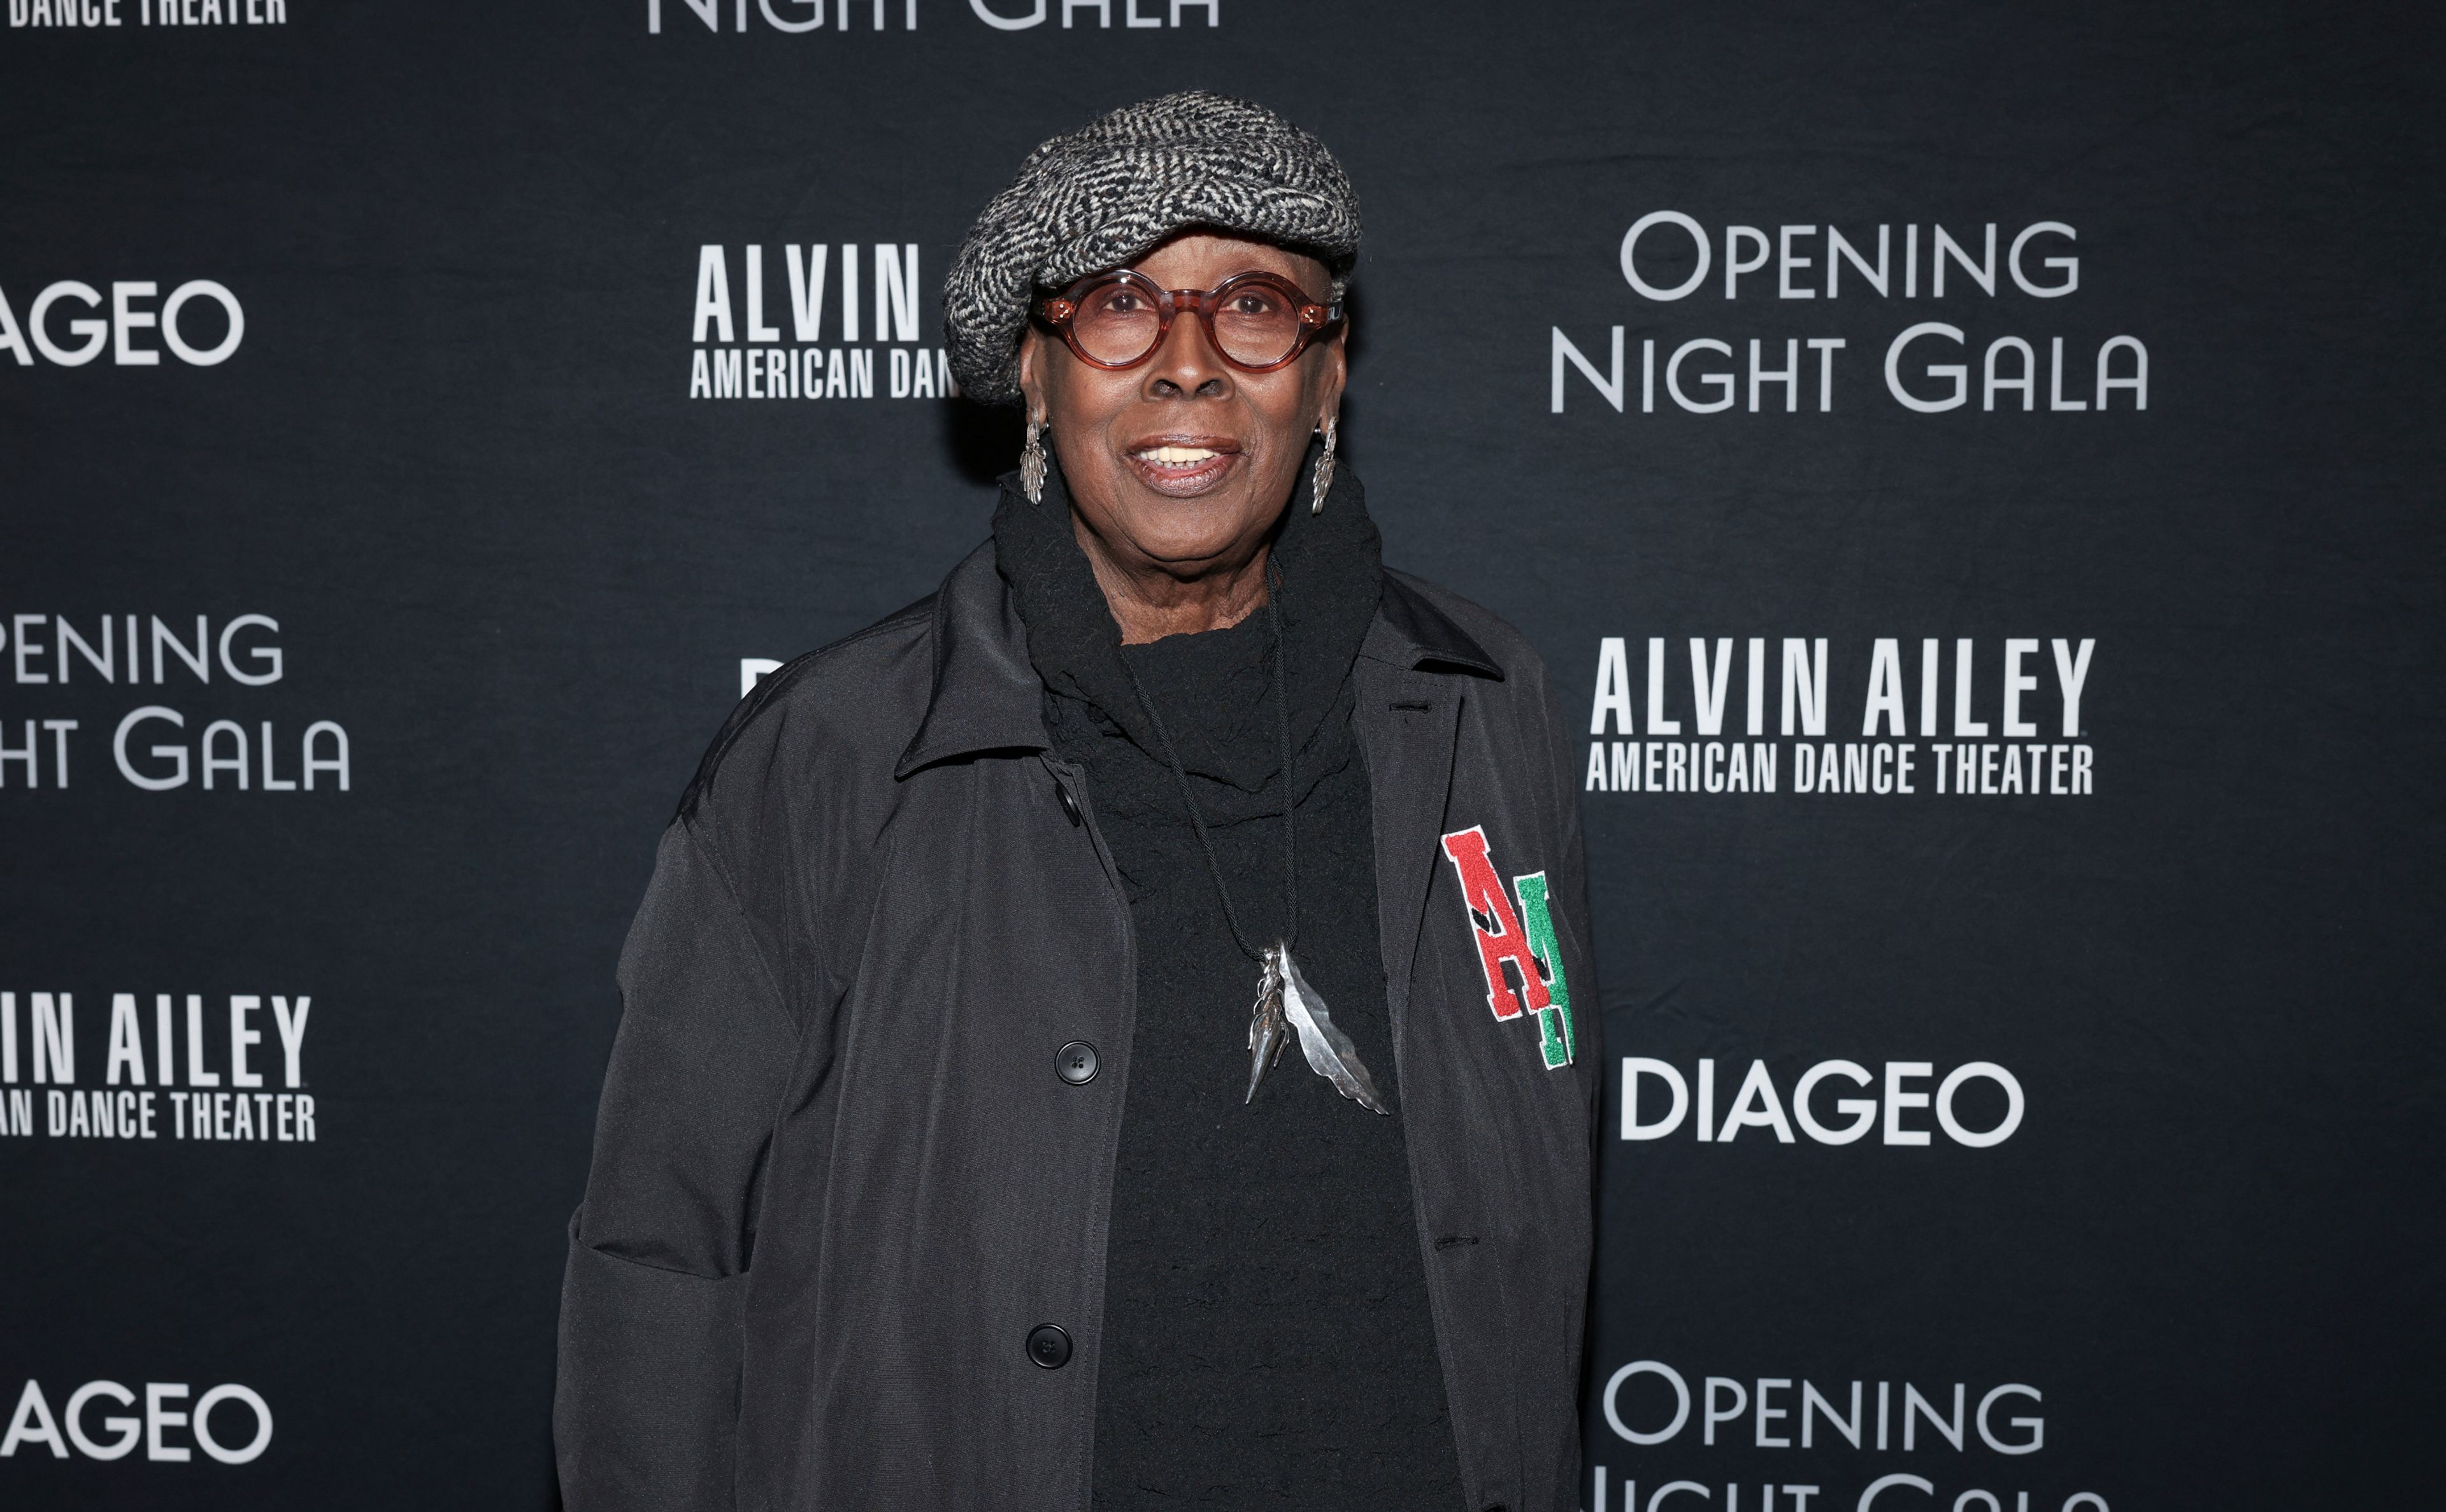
1018, 231, 1347, 582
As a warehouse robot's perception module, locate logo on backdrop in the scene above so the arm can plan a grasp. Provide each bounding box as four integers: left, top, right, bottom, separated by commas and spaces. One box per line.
0, 990, 318, 1145
1583, 636, 2096, 799
6, 0, 284, 27
0, 280, 242, 368
686, 243, 957, 402
1553, 213, 2149, 418
1617, 1056, 2024, 1149
647, 0, 1217, 35
0, 613, 350, 794
3, 1379, 271, 1464
1590, 1359, 2112, 1512
1438, 826, 1575, 1069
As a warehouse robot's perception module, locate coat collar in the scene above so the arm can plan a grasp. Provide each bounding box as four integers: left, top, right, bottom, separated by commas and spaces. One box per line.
894, 545, 1500, 779
894, 543, 1048, 778
1366, 569, 1504, 681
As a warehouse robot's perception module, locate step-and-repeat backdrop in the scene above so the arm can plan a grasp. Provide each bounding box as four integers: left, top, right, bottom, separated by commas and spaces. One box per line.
4, 2, 2437, 1506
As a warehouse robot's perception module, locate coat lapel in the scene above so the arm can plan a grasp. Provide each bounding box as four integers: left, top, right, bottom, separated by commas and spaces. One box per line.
1357, 650, 1461, 1043
1358, 574, 1501, 1041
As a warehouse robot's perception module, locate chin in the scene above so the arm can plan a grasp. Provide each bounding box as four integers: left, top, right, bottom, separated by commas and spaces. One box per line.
1126, 529, 1254, 571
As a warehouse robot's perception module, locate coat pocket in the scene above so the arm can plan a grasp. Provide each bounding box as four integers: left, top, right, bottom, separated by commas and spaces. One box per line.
556, 1211, 747, 1512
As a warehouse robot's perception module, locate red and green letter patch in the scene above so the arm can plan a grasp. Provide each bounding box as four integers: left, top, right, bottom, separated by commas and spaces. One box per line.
1438, 825, 1575, 1069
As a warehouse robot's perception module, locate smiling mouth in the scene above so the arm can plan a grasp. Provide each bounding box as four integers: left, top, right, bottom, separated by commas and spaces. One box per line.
1126, 439, 1242, 496
1141, 445, 1222, 467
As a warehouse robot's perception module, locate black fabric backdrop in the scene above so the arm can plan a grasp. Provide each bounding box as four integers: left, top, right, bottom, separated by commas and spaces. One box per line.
3, 1, 2440, 1506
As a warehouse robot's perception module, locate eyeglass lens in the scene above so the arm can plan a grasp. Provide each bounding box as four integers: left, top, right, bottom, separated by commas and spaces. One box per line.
1069, 277, 1308, 369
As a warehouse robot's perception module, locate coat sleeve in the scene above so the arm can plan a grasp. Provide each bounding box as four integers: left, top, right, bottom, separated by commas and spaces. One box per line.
555, 815, 802, 1511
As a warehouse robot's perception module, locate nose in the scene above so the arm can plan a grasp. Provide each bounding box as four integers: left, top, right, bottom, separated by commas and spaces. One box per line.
1141, 302, 1233, 401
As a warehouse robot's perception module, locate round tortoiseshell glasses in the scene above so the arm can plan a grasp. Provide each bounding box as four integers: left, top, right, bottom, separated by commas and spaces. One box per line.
1036, 269, 1343, 373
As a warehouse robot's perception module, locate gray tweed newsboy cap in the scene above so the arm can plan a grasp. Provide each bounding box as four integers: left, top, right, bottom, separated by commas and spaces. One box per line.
942, 90, 1362, 406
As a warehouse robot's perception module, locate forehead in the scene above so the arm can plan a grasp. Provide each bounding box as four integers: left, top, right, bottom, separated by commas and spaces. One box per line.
1123, 231, 1329, 293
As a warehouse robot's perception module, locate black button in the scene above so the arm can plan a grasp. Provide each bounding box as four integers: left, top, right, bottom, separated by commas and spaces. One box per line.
1055, 1041, 1099, 1085
1054, 782, 1082, 826
1026, 1323, 1072, 1369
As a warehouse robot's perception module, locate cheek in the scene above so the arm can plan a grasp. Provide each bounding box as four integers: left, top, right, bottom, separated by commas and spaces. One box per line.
1248, 385, 1321, 463
1048, 365, 1137, 443
1262, 357, 1336, 436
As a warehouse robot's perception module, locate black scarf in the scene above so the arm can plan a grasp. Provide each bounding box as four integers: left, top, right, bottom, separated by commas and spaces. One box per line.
992, 441, 1384, 913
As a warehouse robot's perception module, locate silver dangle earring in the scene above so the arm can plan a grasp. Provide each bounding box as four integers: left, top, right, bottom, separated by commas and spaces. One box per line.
1020, 415, 1048, 506
1310, 417, 1338, 514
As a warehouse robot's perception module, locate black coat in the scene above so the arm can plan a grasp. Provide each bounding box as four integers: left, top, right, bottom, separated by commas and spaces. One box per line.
555, 541, 1602, 1512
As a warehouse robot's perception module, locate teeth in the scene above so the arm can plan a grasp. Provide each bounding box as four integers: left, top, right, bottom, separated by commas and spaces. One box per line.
1141, 446, 1218, 465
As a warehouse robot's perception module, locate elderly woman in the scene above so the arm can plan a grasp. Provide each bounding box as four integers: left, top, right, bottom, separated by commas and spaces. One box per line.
557, 92, 1598, 1512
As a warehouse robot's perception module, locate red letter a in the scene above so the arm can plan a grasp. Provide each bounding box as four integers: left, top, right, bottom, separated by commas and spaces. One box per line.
1439, 825, 1551, 1022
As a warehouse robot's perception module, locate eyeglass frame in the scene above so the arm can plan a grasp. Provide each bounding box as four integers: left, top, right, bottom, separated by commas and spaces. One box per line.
1033, 269, 1345, 375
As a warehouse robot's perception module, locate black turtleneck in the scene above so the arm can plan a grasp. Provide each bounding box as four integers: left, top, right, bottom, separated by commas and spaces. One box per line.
994, 453, 1465, 1511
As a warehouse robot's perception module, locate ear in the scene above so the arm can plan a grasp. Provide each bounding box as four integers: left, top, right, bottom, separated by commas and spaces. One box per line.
1317, 323, 1350, 425
1016, 328, 1048, 425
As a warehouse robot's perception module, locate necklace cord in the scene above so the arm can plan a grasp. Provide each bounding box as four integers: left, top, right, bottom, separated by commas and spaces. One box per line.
1117, 576, 1297, 964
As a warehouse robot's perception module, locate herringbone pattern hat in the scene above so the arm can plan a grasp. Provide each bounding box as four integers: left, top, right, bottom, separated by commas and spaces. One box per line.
943, 90, 1362, 406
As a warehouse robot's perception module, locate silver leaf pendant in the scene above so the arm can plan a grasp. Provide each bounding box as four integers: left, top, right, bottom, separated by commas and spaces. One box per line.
1243, 949, 1291, 1104
1246, 941, 1391, 1115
